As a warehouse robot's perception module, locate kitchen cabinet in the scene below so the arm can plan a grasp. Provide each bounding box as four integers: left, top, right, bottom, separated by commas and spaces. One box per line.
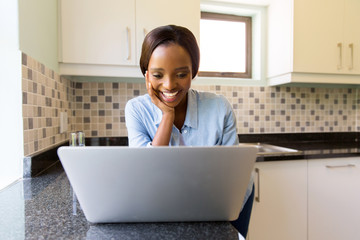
59, 0, 136, 66
308, 157, 360, 240
135, 0, 200, 66
267, 0, 360, 85
247, 160, 307, 240
58, 0, 200, 78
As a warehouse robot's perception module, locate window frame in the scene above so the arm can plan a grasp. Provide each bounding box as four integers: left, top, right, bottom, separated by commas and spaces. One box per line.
198, 12, 252, 79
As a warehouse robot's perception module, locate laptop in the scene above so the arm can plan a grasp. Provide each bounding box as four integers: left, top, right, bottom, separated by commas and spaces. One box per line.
57, 145, 257, 223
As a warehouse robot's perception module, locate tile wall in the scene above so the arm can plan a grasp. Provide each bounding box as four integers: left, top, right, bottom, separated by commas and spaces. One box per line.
22, 54, 73, 156
22, 54, 360, 156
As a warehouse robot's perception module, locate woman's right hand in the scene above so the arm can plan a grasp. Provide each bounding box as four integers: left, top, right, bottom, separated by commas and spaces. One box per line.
145, 71, 175, 146
145, 71, 175, 116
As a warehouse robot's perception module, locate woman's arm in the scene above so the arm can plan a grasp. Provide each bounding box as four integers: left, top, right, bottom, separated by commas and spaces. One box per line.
145, 72, 175, 146
125, 101, 152, 147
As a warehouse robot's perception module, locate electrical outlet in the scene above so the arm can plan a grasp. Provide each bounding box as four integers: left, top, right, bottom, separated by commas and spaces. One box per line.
60, 112, 68, 133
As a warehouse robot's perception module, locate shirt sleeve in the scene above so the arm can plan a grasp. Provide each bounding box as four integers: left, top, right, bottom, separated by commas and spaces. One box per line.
125, 99, 153, 147
220, 96, 239, 146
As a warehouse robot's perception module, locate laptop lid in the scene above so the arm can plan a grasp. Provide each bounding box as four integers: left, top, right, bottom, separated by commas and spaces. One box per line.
57, 146, 257, 223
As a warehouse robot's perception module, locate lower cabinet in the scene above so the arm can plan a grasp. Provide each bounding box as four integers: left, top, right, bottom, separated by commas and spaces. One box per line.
247, 160, 308, 240
247, 157, 360, 240
308, 157, 360, 240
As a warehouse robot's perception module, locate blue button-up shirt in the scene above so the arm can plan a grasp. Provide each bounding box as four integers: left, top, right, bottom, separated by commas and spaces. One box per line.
125, 89, 239, 146
125, 89, 253, 208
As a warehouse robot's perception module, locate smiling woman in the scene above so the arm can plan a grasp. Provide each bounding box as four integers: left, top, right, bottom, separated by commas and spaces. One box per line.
125, 24, 254, 237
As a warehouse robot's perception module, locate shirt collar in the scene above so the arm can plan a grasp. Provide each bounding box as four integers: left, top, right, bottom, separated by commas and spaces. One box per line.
184, 89, 198, 129
153, 89, 198, 129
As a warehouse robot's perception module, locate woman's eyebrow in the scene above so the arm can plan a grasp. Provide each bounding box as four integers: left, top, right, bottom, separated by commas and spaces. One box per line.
175, 66, 190, 71
149, 67, 190, 71
149, 68, 164, 71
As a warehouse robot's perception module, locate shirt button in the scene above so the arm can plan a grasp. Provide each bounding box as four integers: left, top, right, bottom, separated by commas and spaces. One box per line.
183, 130, 188, 134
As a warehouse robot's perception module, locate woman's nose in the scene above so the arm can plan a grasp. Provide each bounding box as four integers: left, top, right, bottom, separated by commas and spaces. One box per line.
162, 76, 176, 90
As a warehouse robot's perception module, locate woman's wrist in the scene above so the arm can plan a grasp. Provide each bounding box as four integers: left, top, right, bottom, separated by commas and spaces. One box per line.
151, 111, 174, 146
162, 110, 175, 122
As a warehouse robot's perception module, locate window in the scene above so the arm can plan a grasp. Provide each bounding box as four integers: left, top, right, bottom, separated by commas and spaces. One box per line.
199, 12, 252, 78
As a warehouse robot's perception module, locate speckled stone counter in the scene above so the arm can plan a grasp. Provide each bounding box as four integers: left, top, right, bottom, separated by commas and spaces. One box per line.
238, 132, 360, 161
0, 162, 239, 240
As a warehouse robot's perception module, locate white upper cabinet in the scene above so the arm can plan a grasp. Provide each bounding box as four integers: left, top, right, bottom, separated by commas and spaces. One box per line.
267, 0, 360, 85
58, 0, 200, 78
59, 0, 136, 66
135, 0, 200, 65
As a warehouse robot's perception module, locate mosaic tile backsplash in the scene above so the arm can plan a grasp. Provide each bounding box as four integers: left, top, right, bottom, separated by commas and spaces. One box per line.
22, 54, 360, 156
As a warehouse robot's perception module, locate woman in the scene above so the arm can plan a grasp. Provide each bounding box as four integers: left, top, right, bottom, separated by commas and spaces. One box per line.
125, 25, 254, 237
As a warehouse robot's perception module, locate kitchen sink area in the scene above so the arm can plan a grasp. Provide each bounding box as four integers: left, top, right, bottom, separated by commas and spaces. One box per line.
239, 143, 302, 157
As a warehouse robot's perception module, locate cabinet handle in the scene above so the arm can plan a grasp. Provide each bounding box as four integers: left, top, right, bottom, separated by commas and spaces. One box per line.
143, 28, 148, 38
348, 43, 354, 70
337, 43, 342, 70
255, 168, 260, 202
326, 164, 356, 169
126, 27, 131, 60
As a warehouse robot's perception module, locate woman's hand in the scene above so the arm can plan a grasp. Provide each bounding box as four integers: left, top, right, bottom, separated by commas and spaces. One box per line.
145, 71, 175, 116
145, 71, 175, 146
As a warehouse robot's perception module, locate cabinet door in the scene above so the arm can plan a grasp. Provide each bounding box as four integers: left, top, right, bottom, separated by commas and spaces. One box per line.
293, 0, 343, 74
308, 157, 360, 240
135, 0, 200, 64
59, 0, 136, 65
248, 161, 307, 240
343, 0, 360, 74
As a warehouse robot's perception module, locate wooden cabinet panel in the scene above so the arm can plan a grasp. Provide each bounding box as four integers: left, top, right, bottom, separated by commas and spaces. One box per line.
248, 161, 307, 240
293, 0, 343, 74
268, 0, 360, 85
60, 0, 136, 66
135, 0, 200, 64
58, 0, 200, 78
308, 157, 360, 240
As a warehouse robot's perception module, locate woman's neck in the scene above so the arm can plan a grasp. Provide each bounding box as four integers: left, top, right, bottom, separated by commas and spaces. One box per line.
173, 93, 188, 131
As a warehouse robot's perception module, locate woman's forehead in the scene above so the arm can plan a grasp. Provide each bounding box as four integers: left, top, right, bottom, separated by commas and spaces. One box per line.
149, 44, 192, 68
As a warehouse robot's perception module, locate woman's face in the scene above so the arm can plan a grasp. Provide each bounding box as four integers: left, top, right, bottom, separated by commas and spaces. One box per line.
147, 43, 192, 109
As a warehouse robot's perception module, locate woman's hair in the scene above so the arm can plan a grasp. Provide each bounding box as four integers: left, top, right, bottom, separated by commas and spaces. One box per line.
139, 25, 200, 79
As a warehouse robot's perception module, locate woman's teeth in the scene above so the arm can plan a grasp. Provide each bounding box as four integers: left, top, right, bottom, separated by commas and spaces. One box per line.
162, 91, 178, 98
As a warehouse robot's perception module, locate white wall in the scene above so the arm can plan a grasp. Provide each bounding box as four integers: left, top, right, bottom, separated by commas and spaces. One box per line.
18, 0, 59, 73
0, 0, 24, 190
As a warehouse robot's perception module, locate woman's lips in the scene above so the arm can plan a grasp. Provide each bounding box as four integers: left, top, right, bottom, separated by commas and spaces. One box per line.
160, 91, 180, 102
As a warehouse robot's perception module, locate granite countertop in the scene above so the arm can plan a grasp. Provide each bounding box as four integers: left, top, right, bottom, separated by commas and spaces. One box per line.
3, 132, 359, 239
0, 162, 239, 240
237, 132, 360, 162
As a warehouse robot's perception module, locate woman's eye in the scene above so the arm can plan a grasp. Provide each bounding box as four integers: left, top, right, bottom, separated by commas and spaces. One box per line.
177, 72, 189, 78
151, 73, 162, 79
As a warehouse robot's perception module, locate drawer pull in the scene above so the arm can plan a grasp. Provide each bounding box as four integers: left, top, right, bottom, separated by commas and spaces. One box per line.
337, 42, 342, 70
348, 43, 354, 70
126, 27, 131, 60
326, 164, 355, 169
143, 28, 148, 37
255, 168, 260, 202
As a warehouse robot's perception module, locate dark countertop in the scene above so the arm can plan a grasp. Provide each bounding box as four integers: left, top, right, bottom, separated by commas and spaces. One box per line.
254, 141, 360, 162
8, 132, 360, 239
82, 133, 360, 162
0, 162, 239, 240
237, 132, 360, 162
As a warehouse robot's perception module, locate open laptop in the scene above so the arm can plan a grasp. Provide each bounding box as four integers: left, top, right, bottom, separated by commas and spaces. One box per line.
57, 146, 257, 223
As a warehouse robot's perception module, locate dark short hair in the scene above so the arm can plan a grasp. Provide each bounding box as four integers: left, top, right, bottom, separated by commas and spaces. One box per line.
139, 25, 200, 79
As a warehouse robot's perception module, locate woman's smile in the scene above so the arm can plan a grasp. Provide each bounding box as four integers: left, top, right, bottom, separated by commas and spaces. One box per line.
147, 43, 192, 110
160, 90, 181, 102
